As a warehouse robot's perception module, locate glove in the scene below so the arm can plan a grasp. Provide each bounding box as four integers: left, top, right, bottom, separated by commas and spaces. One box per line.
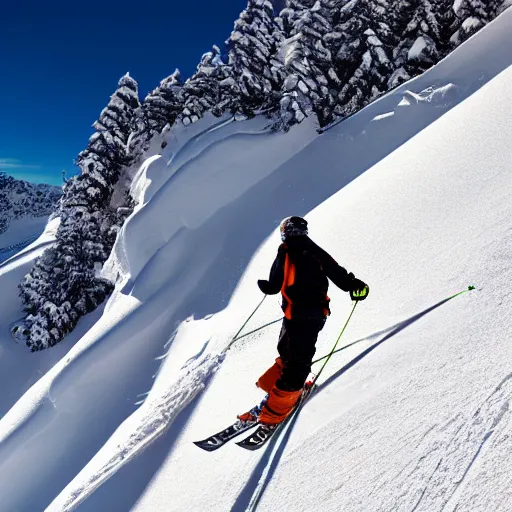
258, 279, 272, 295
350, 278, 369, 301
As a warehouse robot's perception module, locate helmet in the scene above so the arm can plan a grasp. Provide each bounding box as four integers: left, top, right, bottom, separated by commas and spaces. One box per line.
280, 216, 308, 241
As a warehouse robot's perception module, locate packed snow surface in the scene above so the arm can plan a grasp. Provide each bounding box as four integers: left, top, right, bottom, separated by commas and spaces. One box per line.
0, 10, 511, 512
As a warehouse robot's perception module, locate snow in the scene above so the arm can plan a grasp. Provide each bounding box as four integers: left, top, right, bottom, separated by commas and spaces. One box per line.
371, 111, 394, 122
453, 0, 464, 15
501, 0, 512, 13
408, 35, 428, 60
462, 17, 482, 31
0, 8, 511, 512
397, 84, 459, 109
0, 219, 46, 265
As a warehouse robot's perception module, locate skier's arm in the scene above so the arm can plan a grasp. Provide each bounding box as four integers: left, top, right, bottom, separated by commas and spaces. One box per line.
322, 251, 369, 300
258, 245, 286, 295
322, 254, 355, 292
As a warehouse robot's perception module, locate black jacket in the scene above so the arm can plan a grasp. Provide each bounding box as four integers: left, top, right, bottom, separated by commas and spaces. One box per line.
258, 235, 356, 320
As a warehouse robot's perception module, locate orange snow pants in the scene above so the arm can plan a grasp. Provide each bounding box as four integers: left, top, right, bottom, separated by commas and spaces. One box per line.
256, 357, 284, 393
255, 316, 325, 424
257, 358, 302, 424
258, 386, 303, 425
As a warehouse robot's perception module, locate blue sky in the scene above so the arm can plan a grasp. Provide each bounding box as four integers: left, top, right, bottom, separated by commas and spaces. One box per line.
0, 0, 266, 186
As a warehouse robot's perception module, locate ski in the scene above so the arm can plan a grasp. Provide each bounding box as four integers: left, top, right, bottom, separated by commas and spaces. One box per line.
235, 422, 280, 451
236, 384, 317, 451
193, 418, 258, 452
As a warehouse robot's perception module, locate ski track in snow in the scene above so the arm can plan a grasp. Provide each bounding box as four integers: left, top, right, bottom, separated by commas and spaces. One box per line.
57, 350, 224, 511
381, 374, 512, 512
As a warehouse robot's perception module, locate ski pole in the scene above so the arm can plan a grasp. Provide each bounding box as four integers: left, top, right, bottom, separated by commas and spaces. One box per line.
313, 301, 358, 384
311, 337, 365, 365
447, 285, 475, 299
312, 285, 476, 365
226, 295, 267, 351
232, 318, 281, 342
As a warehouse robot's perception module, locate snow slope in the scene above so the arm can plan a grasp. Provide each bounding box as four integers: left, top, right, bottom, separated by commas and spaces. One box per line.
0, 217, 49, 264
0, 10, 511, 512
0, 218, 99, 420
0, 176, 61, 262
103, 19, 512, 512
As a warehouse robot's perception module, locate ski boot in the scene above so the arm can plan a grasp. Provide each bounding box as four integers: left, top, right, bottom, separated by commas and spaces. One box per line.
237, 399, 265, 425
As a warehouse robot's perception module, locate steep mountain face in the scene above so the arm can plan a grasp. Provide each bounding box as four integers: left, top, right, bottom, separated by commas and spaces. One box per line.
0, 172, 61, 235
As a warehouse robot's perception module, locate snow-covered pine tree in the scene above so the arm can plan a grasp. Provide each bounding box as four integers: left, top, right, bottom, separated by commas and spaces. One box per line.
179, 46, 228, 126
131, 69, 183, 156
18, 208, 113, 351
451, 0, 497, 44
223, 0, 283, 117
434, 0, 458, 51
278, 0, 341, 129
331, 0, 394, 118
276, 0, 316, 38
67, 73, 140, 209
18, 74, 140, 351
391, 0, 450, 81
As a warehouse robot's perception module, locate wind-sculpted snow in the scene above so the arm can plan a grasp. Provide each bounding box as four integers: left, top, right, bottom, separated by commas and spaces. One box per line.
0, 10, 512, 512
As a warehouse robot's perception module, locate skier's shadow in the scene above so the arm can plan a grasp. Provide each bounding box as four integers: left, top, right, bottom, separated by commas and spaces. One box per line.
231, 295, 457, 512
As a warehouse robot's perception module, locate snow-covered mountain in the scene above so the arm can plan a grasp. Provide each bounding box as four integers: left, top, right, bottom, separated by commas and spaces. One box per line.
0, 7, 510, 512
17, 0, 510, 354
0, 173, 61, 264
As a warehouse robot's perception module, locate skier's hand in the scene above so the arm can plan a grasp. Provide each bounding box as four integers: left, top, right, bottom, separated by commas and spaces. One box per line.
350, 279, 369, 301
258, 280, 272, 295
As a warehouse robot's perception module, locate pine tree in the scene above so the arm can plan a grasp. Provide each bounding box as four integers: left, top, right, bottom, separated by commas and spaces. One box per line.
451, 0, 495, 43
179, 46, 228, 126
391, 0, 449, 80
386, 0, 457, 87
435, 0, 459, 50
131, 69, 183, 156
0, 173, 61, 235
331, 0, 394, 118
276, 0, 316, 38
69, 73, 140, 208
279, 0, 341, 129
18, 74, 140, 351
223, 0, 283, 117
18, 208, 113, 350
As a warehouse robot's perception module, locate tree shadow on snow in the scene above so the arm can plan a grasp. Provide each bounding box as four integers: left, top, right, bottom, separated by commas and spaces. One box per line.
231, 295, 457, 512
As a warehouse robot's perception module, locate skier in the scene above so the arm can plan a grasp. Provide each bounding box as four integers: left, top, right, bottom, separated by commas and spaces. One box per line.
239, 216, 369, 427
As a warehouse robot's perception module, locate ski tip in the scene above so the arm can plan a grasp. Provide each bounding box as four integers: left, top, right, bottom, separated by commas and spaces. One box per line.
235, 439, 265, 451
193, 440, 219, 452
